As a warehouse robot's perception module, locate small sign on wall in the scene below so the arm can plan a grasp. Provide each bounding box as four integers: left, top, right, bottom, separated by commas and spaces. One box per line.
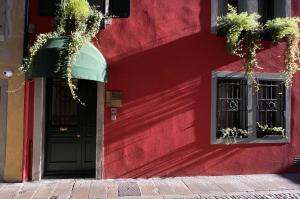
106, 91, 122, 108
111, 108, 117, 120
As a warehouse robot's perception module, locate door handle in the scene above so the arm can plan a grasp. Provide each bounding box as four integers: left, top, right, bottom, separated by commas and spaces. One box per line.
76, 134, 81, 138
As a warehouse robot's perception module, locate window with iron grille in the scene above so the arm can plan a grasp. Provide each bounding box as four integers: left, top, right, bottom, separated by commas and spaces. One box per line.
47, 78, 79, 127
256, 80, 286, 138
216, 78, 248, 138
38, 0, 130, 18
258, 0, 275, 24
211, 72, 291, 144
228, 0, 238, 10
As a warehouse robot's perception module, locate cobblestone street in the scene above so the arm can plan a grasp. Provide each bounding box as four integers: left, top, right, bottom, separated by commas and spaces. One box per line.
0, 174, 300, 199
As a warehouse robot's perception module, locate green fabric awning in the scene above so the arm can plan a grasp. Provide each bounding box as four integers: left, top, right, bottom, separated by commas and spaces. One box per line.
28, 37, 107, 82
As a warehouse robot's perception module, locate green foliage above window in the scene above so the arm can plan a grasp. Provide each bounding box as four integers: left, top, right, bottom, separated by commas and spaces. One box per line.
218, 4, 300, 89
265, 17, 300, 86
217, 5, 262, 90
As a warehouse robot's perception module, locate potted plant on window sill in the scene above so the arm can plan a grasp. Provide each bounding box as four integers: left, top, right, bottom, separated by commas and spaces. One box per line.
217, 127, 249, 144
256, 123, 285, 138
20, 0, 107, 103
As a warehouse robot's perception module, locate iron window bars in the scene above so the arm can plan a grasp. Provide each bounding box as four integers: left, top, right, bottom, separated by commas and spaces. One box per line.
256, 80, 286, 138
216, 78, 248, 138
211, 72, 290, 144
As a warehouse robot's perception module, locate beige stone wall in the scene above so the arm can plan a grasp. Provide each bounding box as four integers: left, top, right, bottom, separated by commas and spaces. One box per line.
0, 0, 25, 182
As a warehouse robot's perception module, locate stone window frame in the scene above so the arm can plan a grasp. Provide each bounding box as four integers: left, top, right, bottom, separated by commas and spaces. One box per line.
0, 80, 8, 181
211, 0, 292, 33
211, 71, 291, 144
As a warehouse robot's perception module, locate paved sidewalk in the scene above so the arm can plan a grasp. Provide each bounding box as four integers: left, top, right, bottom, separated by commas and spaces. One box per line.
0, 174, 300, 199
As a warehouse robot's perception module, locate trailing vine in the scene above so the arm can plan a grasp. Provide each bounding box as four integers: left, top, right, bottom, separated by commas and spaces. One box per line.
265, 17, 300, 87
20, 0, 105, 102
217, 5, 262, 90
20, 32, 59, 73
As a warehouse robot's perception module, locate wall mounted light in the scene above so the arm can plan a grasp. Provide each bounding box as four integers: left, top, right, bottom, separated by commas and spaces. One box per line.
3, 69, 13, 78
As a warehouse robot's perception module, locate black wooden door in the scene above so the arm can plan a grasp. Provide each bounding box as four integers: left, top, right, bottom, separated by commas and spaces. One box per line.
44, 78, 97, 176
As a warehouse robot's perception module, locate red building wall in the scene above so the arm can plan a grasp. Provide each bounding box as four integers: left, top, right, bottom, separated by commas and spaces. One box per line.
28, 0, 300, 179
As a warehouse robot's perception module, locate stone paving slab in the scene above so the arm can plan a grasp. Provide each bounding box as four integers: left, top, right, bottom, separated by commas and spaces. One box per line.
107, 181, 118, 199
89, 180, 107, 199
118, 197, 164, 199
138, 180, 160, 196
211, 178, 254, 193
153, 179, 176, 195
182, 178, 225, 195
50, 180, 75, 199
0, 183, 23, 199
14, 182, 41, 199
0, 174, 299, 198
32, 181, 57, 199
168, 179, 191, 195
70, 180, 91, 199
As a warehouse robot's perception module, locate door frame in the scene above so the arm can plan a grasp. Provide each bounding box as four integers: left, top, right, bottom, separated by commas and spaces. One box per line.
32, 78, 104, 180
0, 80, 8, 181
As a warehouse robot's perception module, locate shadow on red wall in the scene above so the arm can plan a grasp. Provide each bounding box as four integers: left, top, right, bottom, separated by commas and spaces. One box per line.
103, 0, 300, 178
25, 0, 300, 179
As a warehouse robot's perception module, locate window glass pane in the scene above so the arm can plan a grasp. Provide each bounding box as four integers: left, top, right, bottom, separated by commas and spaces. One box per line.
216, 78, 248, 138
48, 79, 78, 126
39, 0, 105, 16
228, 0, 238, 10
88, 0, 105, 13
258, 0, 275, 23
109, 0, 130, 18
39, 0, 60, 16
256, 80, 286, 138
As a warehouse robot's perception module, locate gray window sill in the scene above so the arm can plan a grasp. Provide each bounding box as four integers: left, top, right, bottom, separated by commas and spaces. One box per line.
213, 136, 290, 145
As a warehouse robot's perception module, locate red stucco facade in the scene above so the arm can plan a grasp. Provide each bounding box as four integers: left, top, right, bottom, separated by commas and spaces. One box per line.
25, 0, 300, 180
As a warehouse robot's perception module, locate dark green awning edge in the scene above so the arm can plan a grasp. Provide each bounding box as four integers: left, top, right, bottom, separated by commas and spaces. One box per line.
27, 37, 107, 83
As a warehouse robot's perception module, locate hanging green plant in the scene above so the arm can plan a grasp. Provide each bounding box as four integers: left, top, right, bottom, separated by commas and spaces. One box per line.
217, 5, 262, 90
265, 17, 300, 86
20, 0, 106, 103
